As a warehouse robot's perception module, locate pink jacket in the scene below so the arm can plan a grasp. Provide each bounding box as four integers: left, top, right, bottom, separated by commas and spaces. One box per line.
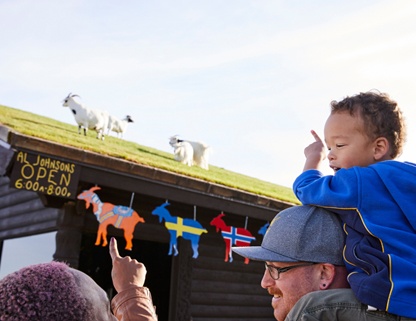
111, 286, 158, 321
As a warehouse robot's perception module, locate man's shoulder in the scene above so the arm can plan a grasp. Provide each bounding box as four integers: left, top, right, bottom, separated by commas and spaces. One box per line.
296, 288, 359, 308
286, 289, 363, 321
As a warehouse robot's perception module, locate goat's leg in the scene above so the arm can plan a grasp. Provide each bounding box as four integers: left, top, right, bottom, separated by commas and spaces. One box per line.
223, 239, 231, 262
191, 242, 199, 258
96, 130, 105, 140
124, 233, 133, 251
95, 228, 102, 246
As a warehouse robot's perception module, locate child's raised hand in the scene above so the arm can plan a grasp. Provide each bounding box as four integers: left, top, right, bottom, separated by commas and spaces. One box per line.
302, 130, 326, 171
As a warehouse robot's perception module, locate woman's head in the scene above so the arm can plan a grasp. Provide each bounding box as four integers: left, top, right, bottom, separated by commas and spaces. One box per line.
0, 261, 116, 321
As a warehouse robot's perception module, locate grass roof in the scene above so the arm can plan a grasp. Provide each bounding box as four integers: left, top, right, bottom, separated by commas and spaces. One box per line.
0, 104, 298, 204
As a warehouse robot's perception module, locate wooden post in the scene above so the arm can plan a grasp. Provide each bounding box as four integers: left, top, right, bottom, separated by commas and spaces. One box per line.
168, 237, 193, 321
53, 202, 84, 268
0, 240, 3, 269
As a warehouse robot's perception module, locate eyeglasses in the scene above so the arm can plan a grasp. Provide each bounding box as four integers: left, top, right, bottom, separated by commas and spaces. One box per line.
264, 262, 317, 280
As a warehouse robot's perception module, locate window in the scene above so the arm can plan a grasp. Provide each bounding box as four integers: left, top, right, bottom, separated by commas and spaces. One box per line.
0, 232, 57, 278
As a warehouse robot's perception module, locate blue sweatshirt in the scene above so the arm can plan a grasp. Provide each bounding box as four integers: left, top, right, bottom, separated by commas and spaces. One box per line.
293, 160, 416, 317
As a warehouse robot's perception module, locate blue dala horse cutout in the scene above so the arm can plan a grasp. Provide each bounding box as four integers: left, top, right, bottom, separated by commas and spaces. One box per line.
152, 202, 207, 258
258, 222, 270, 236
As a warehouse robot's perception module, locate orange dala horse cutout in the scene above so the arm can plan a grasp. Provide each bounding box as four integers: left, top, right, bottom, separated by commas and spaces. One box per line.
77, 186, 145, 250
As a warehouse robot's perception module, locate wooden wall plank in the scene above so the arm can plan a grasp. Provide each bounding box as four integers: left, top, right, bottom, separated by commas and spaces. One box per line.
190, 304, 273, 318
190, 292, 270, 306
0, 176, 60, 239
188, 214, 275, 321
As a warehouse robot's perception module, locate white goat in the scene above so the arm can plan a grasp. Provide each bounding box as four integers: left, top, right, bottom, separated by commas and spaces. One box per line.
107, 115, 134, 138
62, 93, 109, 140
170, 139, 194, 166
169, 135, 210, 170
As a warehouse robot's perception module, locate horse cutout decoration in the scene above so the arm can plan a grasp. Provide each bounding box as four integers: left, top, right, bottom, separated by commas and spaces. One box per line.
210, 213, 256, 264
258, 222, 270, 236
77, 186, 145, 250
152, 202, 207, 258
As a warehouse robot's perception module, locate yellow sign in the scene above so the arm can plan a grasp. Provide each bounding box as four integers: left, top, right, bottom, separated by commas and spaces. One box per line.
9, 151, 81, 199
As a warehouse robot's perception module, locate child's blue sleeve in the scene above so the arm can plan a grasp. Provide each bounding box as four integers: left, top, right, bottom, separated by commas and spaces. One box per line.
293, 169, 359, 208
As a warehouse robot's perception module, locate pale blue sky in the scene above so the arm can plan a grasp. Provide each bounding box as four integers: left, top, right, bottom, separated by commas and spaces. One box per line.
2, 0, 416, 187
2, 0, 416, 276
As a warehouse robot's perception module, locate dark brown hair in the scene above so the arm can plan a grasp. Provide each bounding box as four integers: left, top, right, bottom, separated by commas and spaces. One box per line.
330, 91, 406, 158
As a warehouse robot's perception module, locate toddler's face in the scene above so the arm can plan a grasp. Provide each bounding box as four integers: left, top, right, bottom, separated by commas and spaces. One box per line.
324, 111, 376, 171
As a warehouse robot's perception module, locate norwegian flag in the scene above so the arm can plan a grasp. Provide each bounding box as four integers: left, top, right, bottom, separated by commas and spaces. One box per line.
221, 226, 256, 246
210, 213, 256, 264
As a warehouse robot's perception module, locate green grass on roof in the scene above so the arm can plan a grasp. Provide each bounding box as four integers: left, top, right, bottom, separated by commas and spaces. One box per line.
0, 104, 298, 204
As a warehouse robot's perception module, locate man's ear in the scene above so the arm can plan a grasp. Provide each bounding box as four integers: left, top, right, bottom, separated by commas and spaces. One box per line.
374, 137, 390, 160
319, 263, 335, 290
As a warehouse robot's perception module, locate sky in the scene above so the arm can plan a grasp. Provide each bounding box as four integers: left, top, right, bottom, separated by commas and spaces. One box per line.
1, 0, 416, 276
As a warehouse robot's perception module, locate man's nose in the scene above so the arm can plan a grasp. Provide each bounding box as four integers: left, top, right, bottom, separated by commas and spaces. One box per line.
261, 268, 274, 289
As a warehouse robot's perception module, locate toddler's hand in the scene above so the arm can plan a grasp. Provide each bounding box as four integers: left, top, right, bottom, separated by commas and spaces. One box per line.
303, 130, 326, 171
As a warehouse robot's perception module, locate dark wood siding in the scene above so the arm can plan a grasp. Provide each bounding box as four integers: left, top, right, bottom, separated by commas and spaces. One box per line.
0, 177, 278, 321
0, 176, 60, 239
189, 235, 275, 321
0, 127, 293, 321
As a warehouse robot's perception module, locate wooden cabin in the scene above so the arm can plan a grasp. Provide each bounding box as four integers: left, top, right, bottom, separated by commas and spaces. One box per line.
0, 123, 294, 321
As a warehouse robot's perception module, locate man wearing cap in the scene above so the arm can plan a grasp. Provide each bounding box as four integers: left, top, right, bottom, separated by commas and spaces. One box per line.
233, 205, 373, 321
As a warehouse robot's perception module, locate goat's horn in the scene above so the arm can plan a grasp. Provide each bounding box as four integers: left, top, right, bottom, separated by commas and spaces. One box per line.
90, 186, 101, 192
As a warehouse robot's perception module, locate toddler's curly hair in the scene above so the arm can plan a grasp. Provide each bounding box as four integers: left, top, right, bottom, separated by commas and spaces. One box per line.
330, 91, 406, 159
0, 262, 92, 321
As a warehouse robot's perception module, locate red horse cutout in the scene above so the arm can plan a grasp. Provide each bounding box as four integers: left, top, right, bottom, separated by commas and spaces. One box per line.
210, 213, 256, 264
77, 186, 145, 250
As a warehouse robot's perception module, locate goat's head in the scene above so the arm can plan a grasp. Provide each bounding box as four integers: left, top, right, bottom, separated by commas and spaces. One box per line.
62, 93, 80, 107
210, 213, 226, 232
125, 115, 134, 123
151, 202, 170, 223
169, 135, 182, 147
77, 186, 101, 209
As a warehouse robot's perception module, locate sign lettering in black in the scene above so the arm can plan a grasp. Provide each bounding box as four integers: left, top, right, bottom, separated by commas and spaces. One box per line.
9, 151, 81, 199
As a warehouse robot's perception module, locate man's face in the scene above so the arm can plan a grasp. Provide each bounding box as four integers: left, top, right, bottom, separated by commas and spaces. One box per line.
70, 268, 117, 321
261, 261, 320, 321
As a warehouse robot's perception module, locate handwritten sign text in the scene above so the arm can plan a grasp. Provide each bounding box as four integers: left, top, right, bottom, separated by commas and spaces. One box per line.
10, 151, 81, 199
